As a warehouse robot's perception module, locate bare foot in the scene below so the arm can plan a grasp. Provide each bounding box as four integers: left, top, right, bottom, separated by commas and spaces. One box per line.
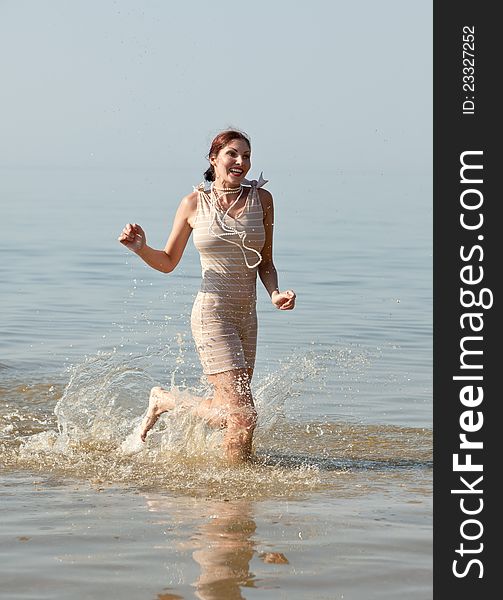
140, 386, 176, 442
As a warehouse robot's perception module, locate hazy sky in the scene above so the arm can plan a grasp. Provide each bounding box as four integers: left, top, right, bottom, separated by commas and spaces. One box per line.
0, 0, 432, 172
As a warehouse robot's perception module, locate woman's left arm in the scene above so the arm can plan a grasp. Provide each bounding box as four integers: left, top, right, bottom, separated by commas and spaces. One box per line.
258, 189, 296, 311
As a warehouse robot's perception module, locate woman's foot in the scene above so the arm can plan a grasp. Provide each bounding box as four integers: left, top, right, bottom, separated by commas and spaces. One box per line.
140, 386, 176, 442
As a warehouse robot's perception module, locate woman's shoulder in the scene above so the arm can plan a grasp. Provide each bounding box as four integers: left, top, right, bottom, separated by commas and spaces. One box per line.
175, 191, 198, 223
257, 187, 273, 210
180, 190, 199, 209
184, 189, 199, 202
174, 191, 199, 228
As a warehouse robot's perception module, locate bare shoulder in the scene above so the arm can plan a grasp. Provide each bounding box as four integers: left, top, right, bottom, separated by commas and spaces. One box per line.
178, 190, 198, 228
180, 190, 198, 208
177, 191, 198, 215
257, 188, 274, 211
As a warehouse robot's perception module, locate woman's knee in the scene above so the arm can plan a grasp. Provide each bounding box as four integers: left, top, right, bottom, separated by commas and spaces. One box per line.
211, 369, 252, 398
209, 369, 256, 428
227, 403, 257, 433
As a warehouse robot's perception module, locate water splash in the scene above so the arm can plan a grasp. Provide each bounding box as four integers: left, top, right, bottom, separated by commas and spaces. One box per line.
0, 345, 432, 499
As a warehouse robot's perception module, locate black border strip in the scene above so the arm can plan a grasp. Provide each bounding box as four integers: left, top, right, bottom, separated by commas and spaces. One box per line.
434, 2, 498, 596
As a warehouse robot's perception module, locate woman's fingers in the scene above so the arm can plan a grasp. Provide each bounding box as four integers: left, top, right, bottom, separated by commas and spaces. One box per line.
280, 300, 295, 310
284, 290, 296, 309
275, 290, 296, 310
118, 223, 141, 244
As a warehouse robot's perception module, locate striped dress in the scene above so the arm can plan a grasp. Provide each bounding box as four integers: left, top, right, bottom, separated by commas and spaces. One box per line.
191, 182, 266, 375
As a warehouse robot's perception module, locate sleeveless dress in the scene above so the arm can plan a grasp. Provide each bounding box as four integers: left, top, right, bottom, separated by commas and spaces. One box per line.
191, 181, 266, 375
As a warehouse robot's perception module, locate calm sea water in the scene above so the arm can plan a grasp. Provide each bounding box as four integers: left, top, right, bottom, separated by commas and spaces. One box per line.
1, 166, 432, 599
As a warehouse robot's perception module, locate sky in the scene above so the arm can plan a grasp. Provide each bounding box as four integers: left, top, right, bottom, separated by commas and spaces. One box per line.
0, 0, 432, 173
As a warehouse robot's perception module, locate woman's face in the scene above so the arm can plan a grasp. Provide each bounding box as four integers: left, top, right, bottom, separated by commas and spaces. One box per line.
211, 139, 251, 186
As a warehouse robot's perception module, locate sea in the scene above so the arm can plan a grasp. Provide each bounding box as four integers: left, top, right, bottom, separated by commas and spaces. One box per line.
0, 166, 432, 599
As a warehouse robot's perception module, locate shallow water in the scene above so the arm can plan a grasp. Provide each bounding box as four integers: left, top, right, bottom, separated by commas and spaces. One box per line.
1, 166, 432, 598
1, 359, 431, 500
1, 472, 431, 600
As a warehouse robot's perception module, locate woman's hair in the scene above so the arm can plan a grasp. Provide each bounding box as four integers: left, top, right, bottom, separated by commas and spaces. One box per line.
203, 129, 251, 182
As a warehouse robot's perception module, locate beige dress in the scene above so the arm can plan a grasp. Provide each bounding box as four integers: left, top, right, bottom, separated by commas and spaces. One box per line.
191, 181, 266, 375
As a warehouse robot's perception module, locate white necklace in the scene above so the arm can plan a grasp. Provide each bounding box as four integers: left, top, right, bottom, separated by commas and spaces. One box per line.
213, 184, 242, 194
211, 185, 244, 214
207, 183, 262, 269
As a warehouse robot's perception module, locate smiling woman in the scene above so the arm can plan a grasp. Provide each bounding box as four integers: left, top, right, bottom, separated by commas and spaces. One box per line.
203, 129, 252, 185
118, 129, 296, 463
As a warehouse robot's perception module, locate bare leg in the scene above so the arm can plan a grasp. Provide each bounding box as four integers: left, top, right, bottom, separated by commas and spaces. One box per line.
193, 398, 228, 428
140, 386, 226, 442
140, 386, 177, 441
207, 369, 257, 464
141, 368, 257, 462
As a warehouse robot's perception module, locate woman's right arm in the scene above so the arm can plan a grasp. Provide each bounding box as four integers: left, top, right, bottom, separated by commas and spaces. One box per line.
118, 193, 197, 274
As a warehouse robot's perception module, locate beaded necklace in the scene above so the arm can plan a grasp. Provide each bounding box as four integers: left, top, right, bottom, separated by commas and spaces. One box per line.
207, 183, 262, 269
213, 185, 241, 194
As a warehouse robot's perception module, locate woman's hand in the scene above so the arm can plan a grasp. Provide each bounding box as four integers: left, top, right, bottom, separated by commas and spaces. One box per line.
118, 223, 146, 254
271, 290, 296, 310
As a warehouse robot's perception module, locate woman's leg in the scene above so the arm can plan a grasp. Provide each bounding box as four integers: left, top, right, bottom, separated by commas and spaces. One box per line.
207, 368, 257, 463
140, 383, 234, 441
140, 368, 257, 462
140, 386, 178, 441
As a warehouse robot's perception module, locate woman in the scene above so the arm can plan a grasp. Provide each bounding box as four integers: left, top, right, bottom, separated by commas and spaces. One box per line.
118, 129, 296, 463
